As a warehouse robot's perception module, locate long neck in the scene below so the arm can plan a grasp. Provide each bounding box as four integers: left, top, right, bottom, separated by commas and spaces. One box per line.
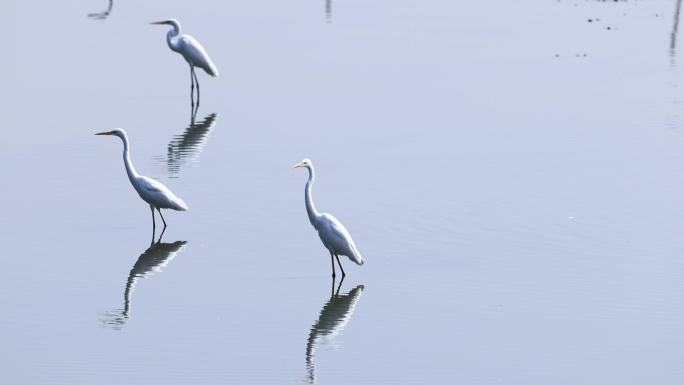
119, 134, 139, 183
166, 23, 181, 51
305, 166, 321, 226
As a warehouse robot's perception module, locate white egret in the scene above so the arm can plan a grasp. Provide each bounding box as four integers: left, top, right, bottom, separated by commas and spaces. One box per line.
151, 19, 218, 107
293, 159, 364, 277
96, 129, 188, 230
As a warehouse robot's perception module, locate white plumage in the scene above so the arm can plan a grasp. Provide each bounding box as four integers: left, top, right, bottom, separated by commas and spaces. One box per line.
152, 18, 218, 77
151, 18, 218, 109
133, 175, 188, 211
174, 34, 219, 77
293, 159, 364, 278
317, 213, 364, 266
96, 128, 188, 229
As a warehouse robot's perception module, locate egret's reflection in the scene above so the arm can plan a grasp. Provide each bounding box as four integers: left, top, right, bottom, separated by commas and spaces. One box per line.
101, 231, 187, 329
305, 279, 365, 383
325, 0, 332, 23
87, 0, 113, 20
672, 0, 683, 65
157, 112, 218, 178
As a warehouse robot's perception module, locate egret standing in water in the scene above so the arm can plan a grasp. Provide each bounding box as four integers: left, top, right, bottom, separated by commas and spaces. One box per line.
293, 159, 364, 277
151, 19, 219, 109
96, 129, 188, 230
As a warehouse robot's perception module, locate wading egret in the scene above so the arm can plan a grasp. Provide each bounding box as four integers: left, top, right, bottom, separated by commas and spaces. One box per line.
96, 129, 188, 230
151, 19, 218, 107
293, 159, 364, 277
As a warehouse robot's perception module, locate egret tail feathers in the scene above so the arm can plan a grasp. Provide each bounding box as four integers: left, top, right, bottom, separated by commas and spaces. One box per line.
205, 61, 219, 77
349, 251, 364, 266
172, 197, 189, 211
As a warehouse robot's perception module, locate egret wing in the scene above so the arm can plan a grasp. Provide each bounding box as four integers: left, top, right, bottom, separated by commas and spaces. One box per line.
139, 176, 170, 195
319, 214, 363, 264
178, 35, 218, 76
137, 176, 188, 211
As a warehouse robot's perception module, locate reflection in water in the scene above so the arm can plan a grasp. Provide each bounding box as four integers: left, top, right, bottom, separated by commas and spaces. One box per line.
87, 0, 113, 20
672, 0, 683, 65
155, 112, 218, 178
670, 0, 683, 131
101, 233, 187, 329
305, 280, 364, 383
325, 0, 332, 23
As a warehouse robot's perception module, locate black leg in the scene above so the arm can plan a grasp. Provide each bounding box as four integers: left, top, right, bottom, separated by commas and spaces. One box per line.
157, 208, 167, 229
335, 254, 346, 277
329, 250, 336, 278
193, 68, 200, 107
156, 225, 167, 244
150, 205, 156, 231
335, 274, 344, 296
190, 66, 195, 110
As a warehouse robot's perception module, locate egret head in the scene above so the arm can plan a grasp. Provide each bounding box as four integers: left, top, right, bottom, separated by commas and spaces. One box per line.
95, 128, 126, 139
293, 158, 313, 170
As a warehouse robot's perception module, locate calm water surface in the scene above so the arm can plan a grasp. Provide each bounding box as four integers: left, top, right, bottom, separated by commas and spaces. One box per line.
3, 0, 684, 384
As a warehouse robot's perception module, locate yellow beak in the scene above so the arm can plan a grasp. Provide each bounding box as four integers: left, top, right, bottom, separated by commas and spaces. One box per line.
95, 131, 113, 136
292, 161, 305, 169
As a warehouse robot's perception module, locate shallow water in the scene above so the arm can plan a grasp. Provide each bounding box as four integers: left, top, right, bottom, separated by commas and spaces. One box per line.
3, 0, 684, 384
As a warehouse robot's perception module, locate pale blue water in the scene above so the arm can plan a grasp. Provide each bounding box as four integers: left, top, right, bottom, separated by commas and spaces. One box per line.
2, 0, 684, 384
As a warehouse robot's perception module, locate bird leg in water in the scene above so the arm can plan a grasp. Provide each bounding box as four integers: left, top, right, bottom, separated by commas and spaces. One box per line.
189, 66, 196, 110
329, 268, 345, 297
190, 103, 198, 125
150, 205, 156, 232
329, 250, 336, 278
330, 275, 335, 297
335, 275, 345, 296
335, 254, 346, 277
157, 208, 167, 229
156, 225, 167, 244
193, 68, 201, 107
